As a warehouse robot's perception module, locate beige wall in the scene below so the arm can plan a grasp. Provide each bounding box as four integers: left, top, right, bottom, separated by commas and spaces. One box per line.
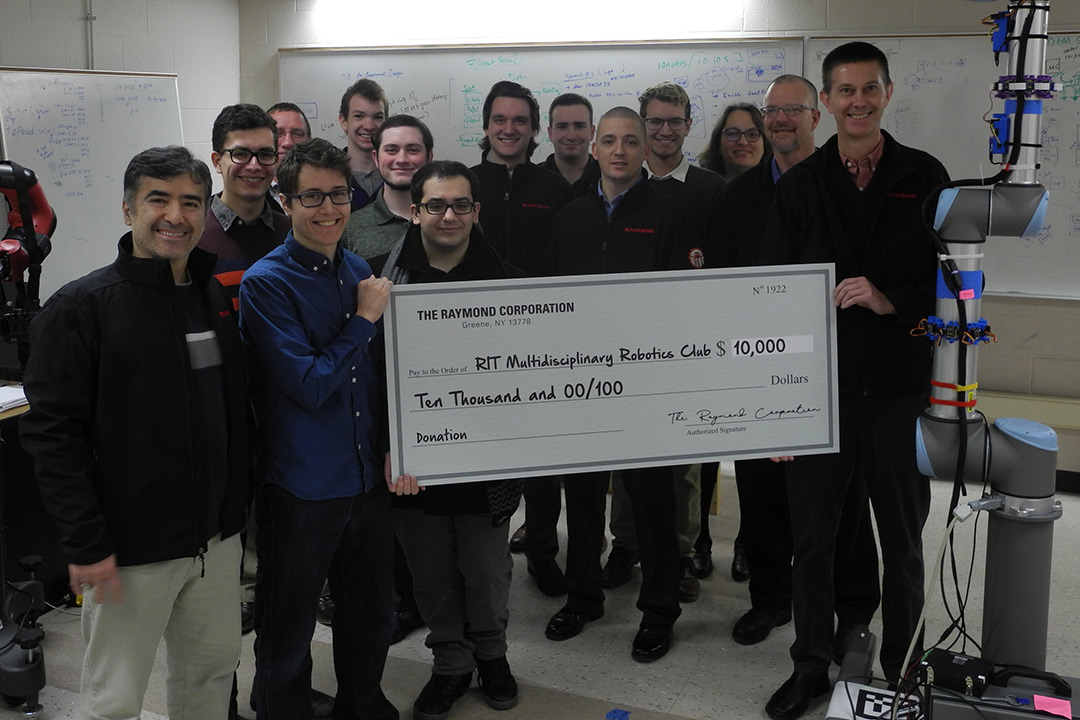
239, 0, 1080, 406
238, 0, 1080, 108
0, 0, 240, 162
3, 1, 1073, 456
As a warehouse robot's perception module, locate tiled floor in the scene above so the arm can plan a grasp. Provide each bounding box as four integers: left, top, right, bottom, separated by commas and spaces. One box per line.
4, 466, 1079, 719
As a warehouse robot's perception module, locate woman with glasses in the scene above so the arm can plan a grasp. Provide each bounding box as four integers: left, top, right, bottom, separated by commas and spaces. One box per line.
699, 103, 771, 180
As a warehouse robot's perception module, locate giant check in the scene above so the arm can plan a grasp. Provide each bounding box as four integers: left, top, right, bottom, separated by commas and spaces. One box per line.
384, 265, 839, 485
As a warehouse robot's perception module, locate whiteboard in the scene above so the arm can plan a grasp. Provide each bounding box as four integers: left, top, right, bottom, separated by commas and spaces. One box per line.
0, 68, 183, 301
806, 36, 1080, 300
279, 40, 803, 165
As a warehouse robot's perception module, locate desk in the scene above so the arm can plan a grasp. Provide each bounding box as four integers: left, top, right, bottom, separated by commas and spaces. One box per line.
1, 404, 69, 606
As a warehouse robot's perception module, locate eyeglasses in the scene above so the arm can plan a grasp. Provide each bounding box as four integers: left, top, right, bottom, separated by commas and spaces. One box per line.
419, 201, 476, 215
276, 129, 309, 141
762, 104, 814, 119
222, 147, 280, 166
282, 189, 352, 208
644, 117, 688, 131
722, 127, 762, 142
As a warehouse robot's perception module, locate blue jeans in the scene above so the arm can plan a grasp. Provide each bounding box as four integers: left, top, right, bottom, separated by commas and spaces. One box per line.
254, 482, 397, 720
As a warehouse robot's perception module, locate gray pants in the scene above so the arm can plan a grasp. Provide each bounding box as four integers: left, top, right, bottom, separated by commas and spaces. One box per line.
394, 510, 512, 675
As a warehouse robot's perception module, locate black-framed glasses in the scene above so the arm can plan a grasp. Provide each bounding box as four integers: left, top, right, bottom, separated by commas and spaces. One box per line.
222, 147, 280, 166
762, 104, 814, 119
722, 127, 762, 142
419, 200, 476, 215
282, 189, 352, 208
644, 117, 688, 131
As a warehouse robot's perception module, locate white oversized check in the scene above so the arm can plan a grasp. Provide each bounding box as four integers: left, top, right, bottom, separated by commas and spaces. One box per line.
384, 265, 839, 485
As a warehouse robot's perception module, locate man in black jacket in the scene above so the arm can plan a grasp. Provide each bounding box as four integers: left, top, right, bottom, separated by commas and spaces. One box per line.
21, 145, 250, 720
543, 107, 701, 664
471, 81, 573, 597
719, 75, 881, 653
759, 43, 949, 720
470, 81, 573, 277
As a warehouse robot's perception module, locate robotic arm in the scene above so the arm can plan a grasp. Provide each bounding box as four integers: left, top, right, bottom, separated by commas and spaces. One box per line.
914, 0, 1061, 673
0, 160, 55, 307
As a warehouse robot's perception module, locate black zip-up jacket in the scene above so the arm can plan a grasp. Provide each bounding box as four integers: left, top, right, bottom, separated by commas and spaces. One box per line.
21, 234, 251, 567
545, 175, 701, 276
542, 153, 602, 199
761, 131, 949, 397
370, 224, 526, 525
471, 152, 573, 276
715, 160, 775, 269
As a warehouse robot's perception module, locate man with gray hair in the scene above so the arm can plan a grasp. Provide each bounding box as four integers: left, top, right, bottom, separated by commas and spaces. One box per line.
718, 74, 881, 655
22, 145, 251, 719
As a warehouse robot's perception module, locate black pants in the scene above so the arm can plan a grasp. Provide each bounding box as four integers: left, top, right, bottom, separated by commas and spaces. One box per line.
787, 393, 931, 681
562, 467, 681, 627
522, 476, 562, 563
737, 458, 881, 623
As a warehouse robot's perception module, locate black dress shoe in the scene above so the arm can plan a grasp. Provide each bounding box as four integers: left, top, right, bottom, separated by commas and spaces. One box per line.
527, 558, 566, 597
508, 523, 526, 554
240, 601, 255, 635
316, 593, 334, 627
631, 623, 672, 663
601, 547, 640, 589
692, 546, 713, 579
678, 557, 700, 603
732, 606, 792, 645
765, 671, 830, 720
310, 689, 335, 718
476, 655, 518, 710
413, 672, 472, 720
248, 687, 335, 717
391, 608, 426, 644
544, 606, 603, 641
730, 542, 750, 582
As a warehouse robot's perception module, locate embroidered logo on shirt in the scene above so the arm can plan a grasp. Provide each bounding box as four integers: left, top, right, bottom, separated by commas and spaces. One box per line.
689, 247, 705, 269
521, 202, 551, 210
624, 227, 655, 234
887, 192, 918, 199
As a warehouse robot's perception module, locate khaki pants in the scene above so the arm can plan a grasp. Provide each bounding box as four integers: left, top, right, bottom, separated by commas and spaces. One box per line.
81, 534, 242, 720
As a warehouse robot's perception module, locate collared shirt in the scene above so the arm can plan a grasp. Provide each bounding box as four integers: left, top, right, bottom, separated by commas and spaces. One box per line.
645, 155, 691, 183
238, 234, 382, 500
341, 186, 411, 260
211, 194, 277, 233
840, 135, 885, 191
598, 176, 644, 220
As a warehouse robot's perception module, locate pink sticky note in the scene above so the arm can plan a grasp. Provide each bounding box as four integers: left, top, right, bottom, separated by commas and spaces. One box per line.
1033, 694, 1072, 719
959, 289, 976, 300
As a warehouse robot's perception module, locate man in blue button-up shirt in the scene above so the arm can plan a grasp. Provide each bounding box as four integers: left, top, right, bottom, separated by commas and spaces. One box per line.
239, 138, 405, 720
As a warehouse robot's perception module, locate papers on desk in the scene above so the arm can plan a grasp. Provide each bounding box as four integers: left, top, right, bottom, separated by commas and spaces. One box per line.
0, 385, 28, 412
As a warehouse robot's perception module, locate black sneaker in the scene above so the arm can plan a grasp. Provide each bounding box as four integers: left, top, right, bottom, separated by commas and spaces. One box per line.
317, 593, 334, 627
476, 656, 518, 711
413, 672, 472, 720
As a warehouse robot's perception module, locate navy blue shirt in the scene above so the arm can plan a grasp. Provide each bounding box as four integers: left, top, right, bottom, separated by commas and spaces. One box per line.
239, 233, 381, 500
